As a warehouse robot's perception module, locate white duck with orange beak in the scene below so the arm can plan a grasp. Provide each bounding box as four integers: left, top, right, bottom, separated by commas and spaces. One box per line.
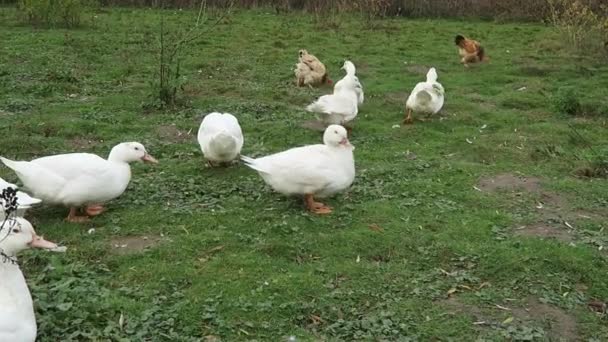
0, 217, 65, 342
0, 142, 158, 222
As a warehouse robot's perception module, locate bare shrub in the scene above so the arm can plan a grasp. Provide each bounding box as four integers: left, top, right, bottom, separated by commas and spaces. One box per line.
546, 0, 608, 57
150, 0, 234, 108
17, 0, 96, 27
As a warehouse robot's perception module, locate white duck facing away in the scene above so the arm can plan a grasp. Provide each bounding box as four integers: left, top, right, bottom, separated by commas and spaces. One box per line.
198, 112, 244, 166
241, 125, 355, 214
0, 177, 41, 218
404, 67, 445, 124
0, 217, 62, 342
333, 61, 364, 105
306, 71, 360, 132
0, 142, 158, 222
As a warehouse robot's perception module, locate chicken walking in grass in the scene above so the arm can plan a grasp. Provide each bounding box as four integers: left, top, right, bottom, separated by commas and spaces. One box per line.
241, 125, 355, 215
455, 34, 487, 67
403, 67, 445, 125
294, 49, 332, 88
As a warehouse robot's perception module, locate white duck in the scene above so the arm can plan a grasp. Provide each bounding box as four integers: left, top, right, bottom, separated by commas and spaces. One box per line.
241, 125, 355, 214
0, 217, 62, 342
0, 178, 41, 218
403, 67, 444, 124
333, 61, 364, 105
306, 73, 360, 133
197, 112, 244, 166
0, 142, 158, 222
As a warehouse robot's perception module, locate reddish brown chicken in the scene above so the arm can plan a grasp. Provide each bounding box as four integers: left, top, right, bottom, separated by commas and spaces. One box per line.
455, 35, 487, 67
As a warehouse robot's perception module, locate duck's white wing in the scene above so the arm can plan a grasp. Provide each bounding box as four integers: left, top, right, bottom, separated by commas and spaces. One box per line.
2, 155, 121, 205
306, 94, 358, 121
32, 153, 109, 181
1, 157, 67, 201
406, 81, 427, 107
242, 145, 339, 192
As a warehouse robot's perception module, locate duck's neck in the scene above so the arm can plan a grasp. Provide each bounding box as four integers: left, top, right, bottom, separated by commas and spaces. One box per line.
107, 147, 128, 163
0, 249, 18, 265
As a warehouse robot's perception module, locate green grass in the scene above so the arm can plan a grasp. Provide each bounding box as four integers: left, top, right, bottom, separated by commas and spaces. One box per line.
2, 6, 608, 341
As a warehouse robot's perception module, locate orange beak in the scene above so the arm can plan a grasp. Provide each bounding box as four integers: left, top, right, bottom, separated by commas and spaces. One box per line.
29, 233, 59, 249
339, 137, 351, 146
142, 153, 158, 164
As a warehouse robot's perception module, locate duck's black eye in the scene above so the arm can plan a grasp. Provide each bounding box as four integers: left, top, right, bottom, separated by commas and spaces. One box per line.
134, 147, 140, 151
12, 228, 19, 233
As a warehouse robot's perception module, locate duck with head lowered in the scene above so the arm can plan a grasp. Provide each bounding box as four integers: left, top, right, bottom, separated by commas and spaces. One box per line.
0, 142, 158, 222
197, 112, 244, 167
241, 125, 355, 214
0, 217, 63, 342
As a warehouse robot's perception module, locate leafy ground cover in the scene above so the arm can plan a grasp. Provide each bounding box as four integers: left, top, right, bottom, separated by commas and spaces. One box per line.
1, 6, 607, 341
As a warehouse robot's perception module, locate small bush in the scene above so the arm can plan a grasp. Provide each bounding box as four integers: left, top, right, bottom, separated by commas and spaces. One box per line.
552, 87, 582, 116
17, 0, 95, 28
546, 0, 608, 58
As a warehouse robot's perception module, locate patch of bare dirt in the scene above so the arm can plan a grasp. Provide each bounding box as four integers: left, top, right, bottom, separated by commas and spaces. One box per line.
514, 223, 574, 242
439, 297, 578, 340
477, 173, 542, 193
156, 124, 192, 143
300, 120, 327, 132
69, 137, 100, 149
511, 298, 578, 341
110, 235, 164, 255
383, 91, 405, 106
405, 64, 430, 76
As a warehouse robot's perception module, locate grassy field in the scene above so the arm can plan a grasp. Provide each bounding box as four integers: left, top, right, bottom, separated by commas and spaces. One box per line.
1, 6, 608, 341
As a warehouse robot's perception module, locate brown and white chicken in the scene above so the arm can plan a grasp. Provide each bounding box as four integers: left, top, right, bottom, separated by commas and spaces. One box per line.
294, 49, 332, 88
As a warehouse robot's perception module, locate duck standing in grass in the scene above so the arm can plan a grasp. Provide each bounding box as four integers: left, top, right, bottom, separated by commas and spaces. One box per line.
306, 62, 361, 134
403, 67, 444, 124
294, 49, 332, 88
0, 217, 63, 342
198, 112, 244, 167
0, 142, 158, 222
454, 34, 487, 67
333, 60, 364, 105
241, 125, 355, 214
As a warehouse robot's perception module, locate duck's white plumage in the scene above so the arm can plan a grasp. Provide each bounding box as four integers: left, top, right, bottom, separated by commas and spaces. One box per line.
406, 67, 444, 115
0, 142, 156, 208
197, 112, 244, 163
0, 217, 61, 342
306, 65, 361, 126
0, 178, 41, 217
241, 125, 355, 198
334, 61, 364, 105
0, 257, 37, 342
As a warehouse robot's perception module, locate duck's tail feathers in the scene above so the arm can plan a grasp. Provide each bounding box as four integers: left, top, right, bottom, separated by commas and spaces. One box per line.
426, 67, 438, 83
241, 155, 271, 175
16, 191, 42, 207
306, 101, 325, 114
0, 157, 65, 199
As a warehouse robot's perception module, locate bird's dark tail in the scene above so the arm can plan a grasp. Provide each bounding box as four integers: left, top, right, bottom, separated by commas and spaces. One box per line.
477, 46, 485, 61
